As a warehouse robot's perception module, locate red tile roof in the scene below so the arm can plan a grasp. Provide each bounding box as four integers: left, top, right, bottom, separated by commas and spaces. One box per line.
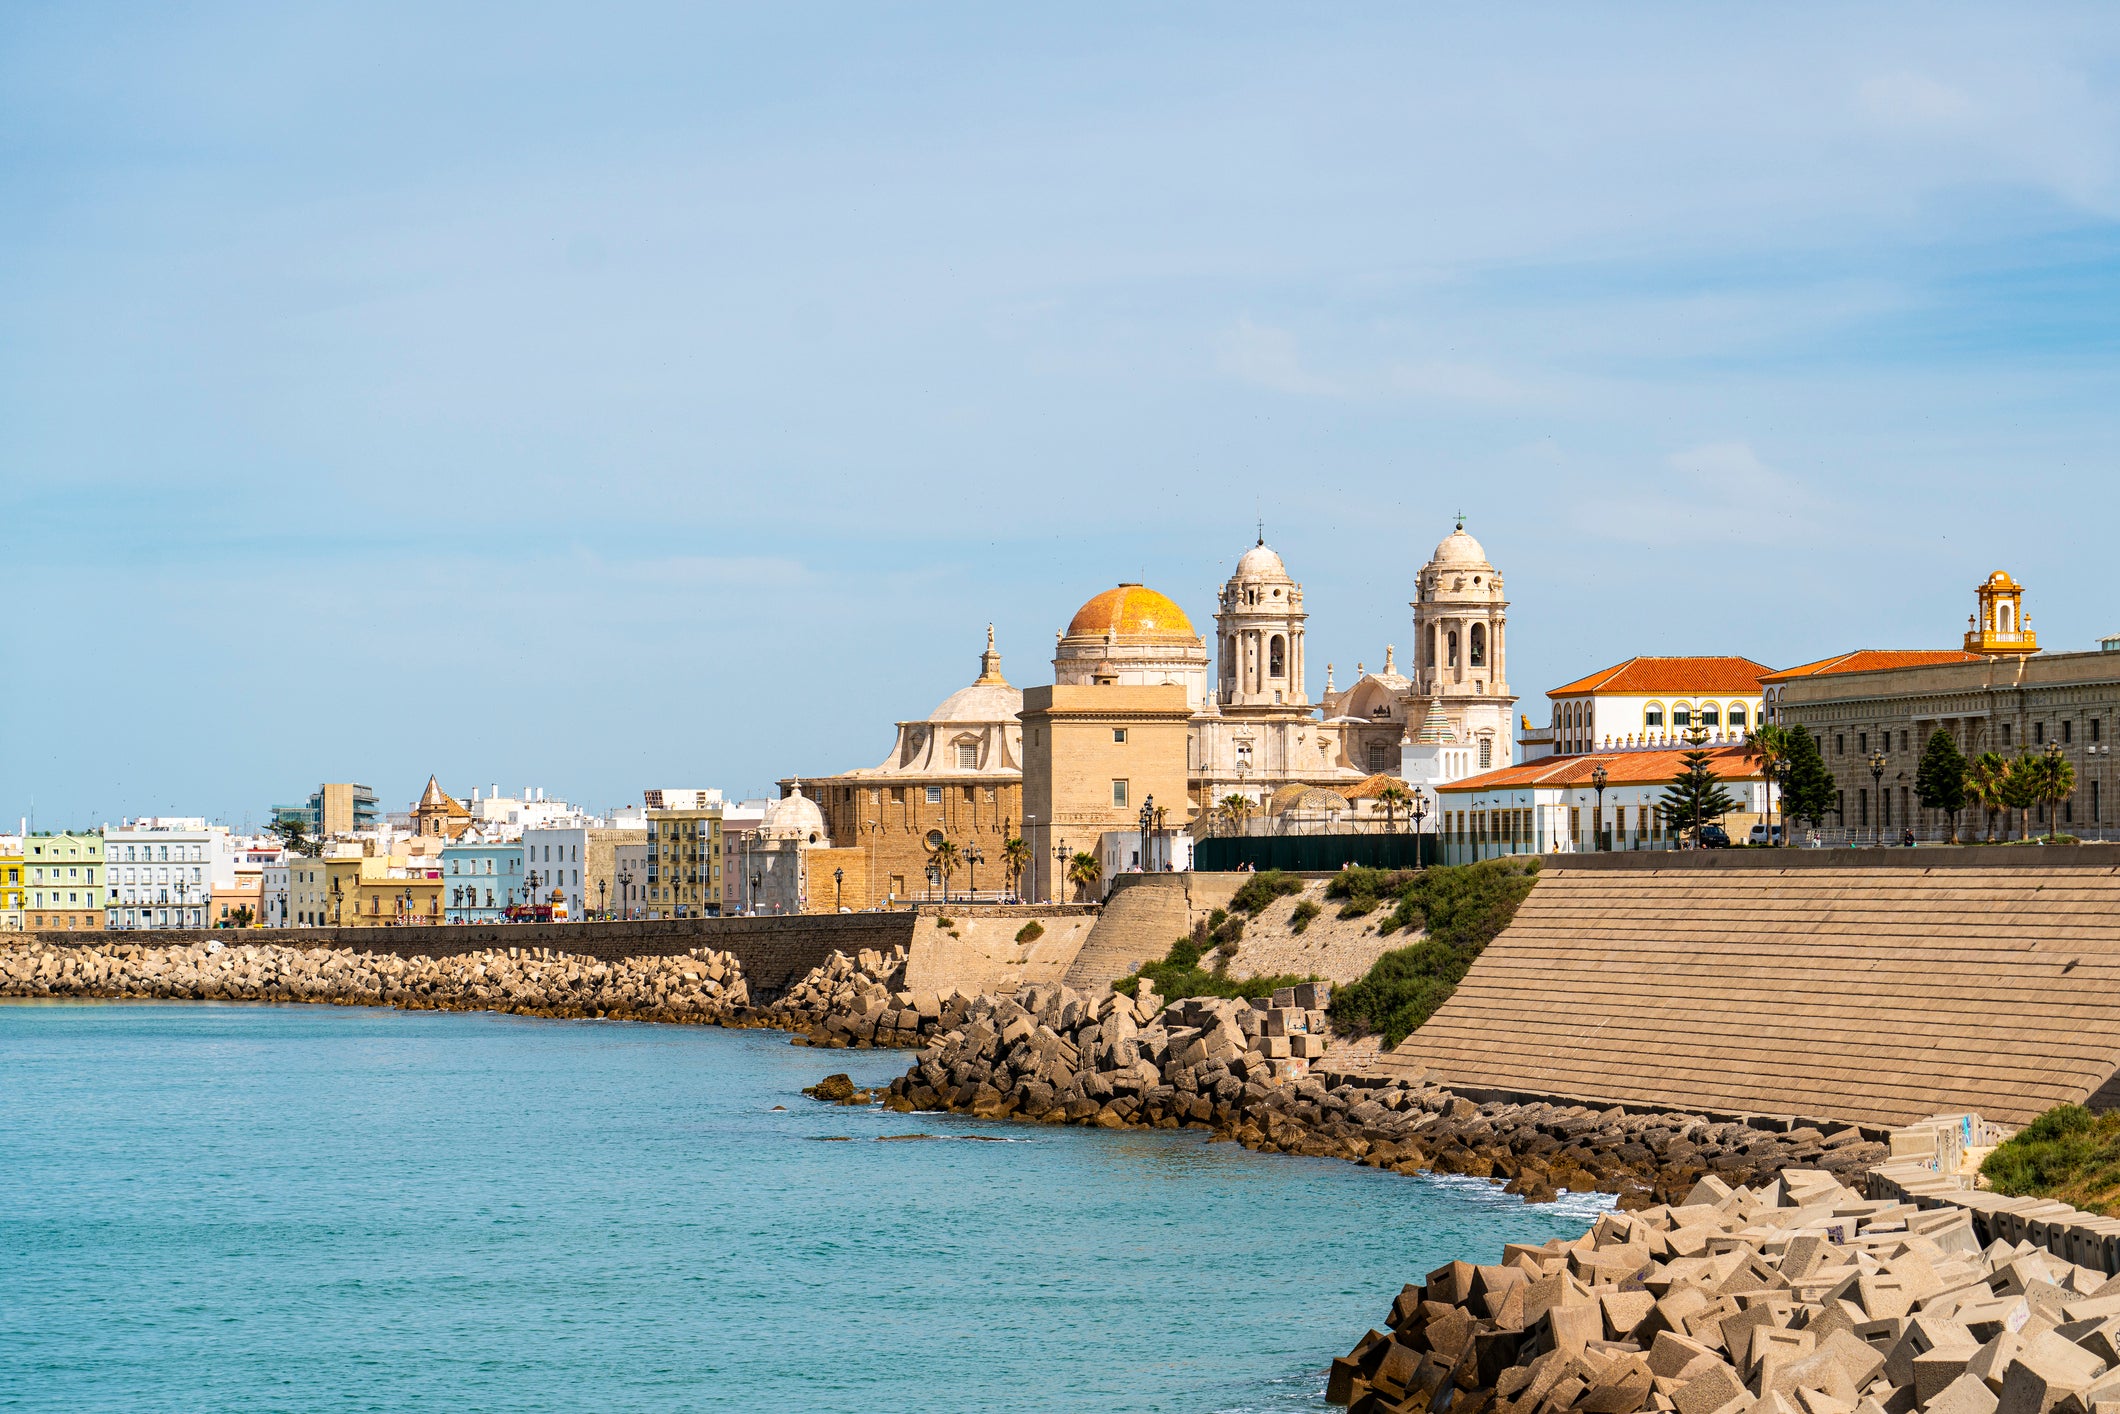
1759, 649, 1984, 685
1546, 656, 1772, 699
1441, 743, 1766, 794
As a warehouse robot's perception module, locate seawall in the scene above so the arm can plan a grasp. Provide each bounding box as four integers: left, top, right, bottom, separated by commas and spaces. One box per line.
1378, 845, 2120, 1127
23, 912, 919, 1001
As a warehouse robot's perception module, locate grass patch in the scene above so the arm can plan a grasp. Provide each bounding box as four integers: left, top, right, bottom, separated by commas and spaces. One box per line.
1327, 858, 1543, 1044
1981, 1106, 2120, 1214
1113, 930, 1314, 1004
1289, 899, 1321, 935
1014, 920, 1044, 944
1229, 870, 1305, 914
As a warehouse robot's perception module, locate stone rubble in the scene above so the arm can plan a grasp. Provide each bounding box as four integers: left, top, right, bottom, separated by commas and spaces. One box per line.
759, 946, 978, 1050
0, 938, 748, 1021
1325, 1165, 2120, 1414
874, 980, 1890, 1207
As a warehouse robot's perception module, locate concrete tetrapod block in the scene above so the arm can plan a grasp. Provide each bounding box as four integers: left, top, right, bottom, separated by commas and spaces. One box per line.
1927, 1373, 2002, 1414
1673, 1362, 1749, 1414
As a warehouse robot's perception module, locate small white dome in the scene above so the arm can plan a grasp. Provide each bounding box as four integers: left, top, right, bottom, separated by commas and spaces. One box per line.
1429, 526, 1490, 567
761, 788, 827, 843
1233, 541, 1289, 580
928, 681, 1023, 724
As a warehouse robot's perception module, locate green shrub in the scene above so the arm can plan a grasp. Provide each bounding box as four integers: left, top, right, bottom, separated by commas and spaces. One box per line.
1328, 858, 1543, 1043
1325, 867, 1418, 901
1338, 896, 1380, 919
1289, 899, 1321, 934
1327, 938, 1477, 1046
1980, 1105, 2120, 1213
1014, 920, 1045, 944
1229, 870, 1305, 914
935, 916, 954, 928
1114, 931, 1313, 1003
1378, 856, 1539, 946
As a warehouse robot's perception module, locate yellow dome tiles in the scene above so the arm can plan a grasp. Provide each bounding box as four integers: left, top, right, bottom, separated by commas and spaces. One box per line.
1065, 583, 1197, 642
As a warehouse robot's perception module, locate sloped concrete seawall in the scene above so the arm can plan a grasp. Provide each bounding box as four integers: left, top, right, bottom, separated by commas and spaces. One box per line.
1379, 845, 2120, 1128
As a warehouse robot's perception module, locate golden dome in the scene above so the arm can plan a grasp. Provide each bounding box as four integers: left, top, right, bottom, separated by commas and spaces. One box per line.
1065, 584, 1196, 642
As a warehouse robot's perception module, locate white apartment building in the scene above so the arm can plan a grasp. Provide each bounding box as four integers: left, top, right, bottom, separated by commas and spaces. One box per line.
522, 820, 592, 921
104, 818, 239, 930
262, 861, 292, 928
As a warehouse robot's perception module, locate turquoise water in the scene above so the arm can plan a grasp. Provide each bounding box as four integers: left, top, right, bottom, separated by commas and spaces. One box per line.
0, 1003, 1607, 1412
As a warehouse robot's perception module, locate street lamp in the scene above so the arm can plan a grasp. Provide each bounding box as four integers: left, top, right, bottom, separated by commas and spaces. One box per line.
1138, 794, 1155, 873
1055, 839, 1069, 903
961, 846, 983, 899
1868, 750, 1887, 846
1590, 764, 1609, 853
597, 877, 607, 921
833, 866, 844, 912
617, 867, 632, 920
750, 872, 761, 916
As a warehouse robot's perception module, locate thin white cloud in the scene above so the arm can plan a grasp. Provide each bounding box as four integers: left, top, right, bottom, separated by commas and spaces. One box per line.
1574, 442, 1837, 551
1385, 359, 1538, 406
1859, 71, 1978, 130
1214, 318, 1342, 396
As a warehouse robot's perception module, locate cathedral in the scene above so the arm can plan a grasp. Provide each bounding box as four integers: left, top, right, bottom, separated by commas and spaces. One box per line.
787, 518, 1517, 907
1044, 519, 1517, 823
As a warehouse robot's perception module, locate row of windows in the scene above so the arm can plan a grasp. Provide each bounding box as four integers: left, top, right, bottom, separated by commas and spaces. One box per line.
446, 857, 517, 875
110, 843, 206, 863
1835, 716, 2106, 757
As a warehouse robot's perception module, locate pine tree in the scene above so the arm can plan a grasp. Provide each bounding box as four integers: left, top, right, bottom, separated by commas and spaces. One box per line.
1781, 725, 1835, 837
1914, 728, 1969, 843
1657, 748, 1739, 844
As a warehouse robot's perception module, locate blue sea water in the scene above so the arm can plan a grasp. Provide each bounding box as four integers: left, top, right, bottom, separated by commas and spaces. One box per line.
0, 1003, 1608, 1413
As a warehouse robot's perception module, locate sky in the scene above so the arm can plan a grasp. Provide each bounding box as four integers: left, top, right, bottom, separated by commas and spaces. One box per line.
6, 3, 2120, 828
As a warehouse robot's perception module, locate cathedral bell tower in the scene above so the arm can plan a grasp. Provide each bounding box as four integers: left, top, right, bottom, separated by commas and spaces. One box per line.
1214, 536, 1307, 715
1412, 517, 1517, 770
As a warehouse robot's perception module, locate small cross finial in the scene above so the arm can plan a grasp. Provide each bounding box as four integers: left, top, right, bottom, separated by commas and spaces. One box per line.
1256, 515, 1264, 546
1455, 508, 1465, 531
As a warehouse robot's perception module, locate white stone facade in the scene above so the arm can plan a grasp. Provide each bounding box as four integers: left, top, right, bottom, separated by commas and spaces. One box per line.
104, 819, 238, 930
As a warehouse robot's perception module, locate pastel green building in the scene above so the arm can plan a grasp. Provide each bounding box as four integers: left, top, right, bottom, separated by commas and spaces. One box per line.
25, 831, 105, 932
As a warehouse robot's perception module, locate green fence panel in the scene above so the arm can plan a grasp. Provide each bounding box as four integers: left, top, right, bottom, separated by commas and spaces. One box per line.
1192, 834, 1435, 873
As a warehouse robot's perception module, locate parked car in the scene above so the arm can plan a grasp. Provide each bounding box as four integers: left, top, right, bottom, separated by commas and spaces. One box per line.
1698, 824, 1733, 848
1746, 824, 1784, 846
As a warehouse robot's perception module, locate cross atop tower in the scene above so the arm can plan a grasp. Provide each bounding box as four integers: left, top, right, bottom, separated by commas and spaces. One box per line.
1256, 515, 1264, 546
1455, 508, 1466, 531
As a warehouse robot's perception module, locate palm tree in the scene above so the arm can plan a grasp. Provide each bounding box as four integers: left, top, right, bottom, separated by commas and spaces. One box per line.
1375, 783, 1412, 833
1746, 724, 1789, 846
2001, 752, 2042, 841
1966, 751, 2008, 842
1001, 836, 1030, 898
2034, 744, 2077, 843
926, 838, 961, 900
1066, 850, 1102, 902
1220, 793, 1255, 836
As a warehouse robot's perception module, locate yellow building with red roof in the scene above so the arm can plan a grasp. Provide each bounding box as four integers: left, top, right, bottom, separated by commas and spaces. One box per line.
1536, 655, 1771, 757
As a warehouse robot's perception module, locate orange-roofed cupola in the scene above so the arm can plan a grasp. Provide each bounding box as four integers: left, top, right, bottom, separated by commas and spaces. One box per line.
1965, 570, 2040, 656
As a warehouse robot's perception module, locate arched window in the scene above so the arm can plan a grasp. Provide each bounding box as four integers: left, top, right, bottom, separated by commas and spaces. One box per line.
1672, 703, 1693, 728
1224, 637, 1237, 682
1644, 704, 1664, 728
1728, 704, 1748, 728
1447, 631, 1459, 668
1700, 705, 1721, 727
2001, 602, 2014, 631
1470, 624, 1487, 667
1269, 635, 1285, 678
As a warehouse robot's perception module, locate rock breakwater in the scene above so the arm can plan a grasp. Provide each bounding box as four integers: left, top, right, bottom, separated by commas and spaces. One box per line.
1324, 1164, 2120, 1414
0, 938, 749, 1021
761, 945, 978, 1050
871, 982, 1889, 1207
